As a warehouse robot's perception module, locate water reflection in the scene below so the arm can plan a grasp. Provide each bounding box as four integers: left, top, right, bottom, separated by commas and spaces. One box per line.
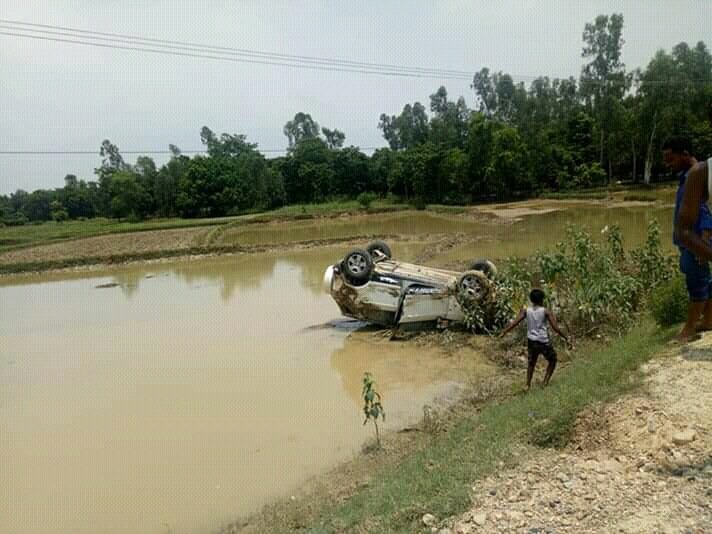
95, 243, 428, 302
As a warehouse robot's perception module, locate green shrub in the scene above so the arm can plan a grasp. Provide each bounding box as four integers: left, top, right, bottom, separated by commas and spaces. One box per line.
412, 197, 427, 210
650, 275, 688, 327
461, 219, 674, 339
356, 192, 378, 209
1, 213, 29, 226
573, 162, 606, 188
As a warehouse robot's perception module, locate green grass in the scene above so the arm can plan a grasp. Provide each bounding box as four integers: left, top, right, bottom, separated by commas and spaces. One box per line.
304, 320, 669, 533
267, 199, 409, 217
426, 204, 468, 214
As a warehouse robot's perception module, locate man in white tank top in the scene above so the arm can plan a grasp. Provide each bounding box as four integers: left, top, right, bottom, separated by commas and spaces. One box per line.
669, 136, 712, 341
500, 289, 571, 391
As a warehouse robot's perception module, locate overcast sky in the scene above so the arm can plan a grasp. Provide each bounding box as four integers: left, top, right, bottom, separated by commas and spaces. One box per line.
1, 0, 710, 194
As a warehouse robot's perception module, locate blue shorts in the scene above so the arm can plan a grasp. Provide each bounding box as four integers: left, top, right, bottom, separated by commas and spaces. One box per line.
679, 248, 712, 302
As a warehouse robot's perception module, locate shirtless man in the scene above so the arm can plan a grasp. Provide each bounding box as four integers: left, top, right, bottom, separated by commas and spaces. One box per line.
666, 135, 712, 340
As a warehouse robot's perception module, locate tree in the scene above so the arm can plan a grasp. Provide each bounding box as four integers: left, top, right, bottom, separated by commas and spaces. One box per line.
283, 112, 320, 147
429, 86, 470, 148
134, 156, 157, 214
638, 41, 712, 183
60, 177, 96, 218
109, 171, 151, 220
22, 190, 54, 221
471, 69, 526, 123
50, 200, 69, 222
438, 147, 469, 203
332, 146, 370, 196
378, 102, 430, 150
155, 150, 188, 217
177, 128, 283, 216
95, 139, 129, 216
281, 137, 332, 203
369, 148, 395, 195
200, 127, 259, 158
580, 13, 630, 182
322, 127, 346, 149
487, 126, 531, 198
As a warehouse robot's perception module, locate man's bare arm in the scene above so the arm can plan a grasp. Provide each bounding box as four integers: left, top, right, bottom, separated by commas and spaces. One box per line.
545, 309, 567, 340
499, 308, 526, 337
678, 163, 712, 261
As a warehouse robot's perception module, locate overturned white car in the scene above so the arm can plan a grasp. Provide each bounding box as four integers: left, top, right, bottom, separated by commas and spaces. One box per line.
323, 241, 496, 327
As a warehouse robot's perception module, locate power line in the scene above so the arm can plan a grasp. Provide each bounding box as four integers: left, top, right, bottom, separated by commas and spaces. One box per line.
2, 19, 711, 86
0, 147, 383, 155
0, 19, 476, 78
0, 30, 475, 81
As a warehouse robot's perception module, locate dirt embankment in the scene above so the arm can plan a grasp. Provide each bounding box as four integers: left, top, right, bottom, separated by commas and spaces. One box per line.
0, 227, 211, 266
440, 339, 712, 534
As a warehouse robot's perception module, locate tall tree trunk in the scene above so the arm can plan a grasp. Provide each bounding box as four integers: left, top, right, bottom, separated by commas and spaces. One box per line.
631, 138, 637, 183
644, 116, 658, 186
608, 157, 613, 186
600, 129, 605, 167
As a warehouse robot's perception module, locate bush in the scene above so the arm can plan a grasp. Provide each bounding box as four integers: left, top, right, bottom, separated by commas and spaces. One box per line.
1, 213, 29, 226
461, 219, 674, 339
357, 192, 378, 209
650, 275, 688, 327
573, 162, 606, 188
412, 197, 427, 210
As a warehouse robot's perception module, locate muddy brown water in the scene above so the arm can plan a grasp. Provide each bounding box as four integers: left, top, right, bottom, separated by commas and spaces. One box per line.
0, 244, 492, 534
0, 197, 676, 534
438, 203, 674, 265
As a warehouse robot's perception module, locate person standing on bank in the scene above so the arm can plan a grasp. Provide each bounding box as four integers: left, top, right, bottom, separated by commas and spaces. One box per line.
664, 136, 712, 341
500, 289, 571, 391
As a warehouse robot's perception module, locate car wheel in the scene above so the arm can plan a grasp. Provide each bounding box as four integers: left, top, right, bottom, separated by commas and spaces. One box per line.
457, 270, 492, 304
341, 248, 373, 284
469, 259, 497, 278
366, 240, 392, 259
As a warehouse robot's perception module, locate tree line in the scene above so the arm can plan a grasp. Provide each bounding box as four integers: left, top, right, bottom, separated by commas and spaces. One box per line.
2, 13, 711, 225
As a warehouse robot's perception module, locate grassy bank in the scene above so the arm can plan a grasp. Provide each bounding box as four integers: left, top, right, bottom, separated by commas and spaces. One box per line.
539, 181, 676, 201
247, 320, 669, 533
0, 199, 411, 255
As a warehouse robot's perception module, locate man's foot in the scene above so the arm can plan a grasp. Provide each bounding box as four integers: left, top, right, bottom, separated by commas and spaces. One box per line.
676, 328, 701, 343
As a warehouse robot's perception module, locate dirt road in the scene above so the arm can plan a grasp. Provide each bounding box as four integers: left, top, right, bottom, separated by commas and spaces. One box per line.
441, 337, 712, 534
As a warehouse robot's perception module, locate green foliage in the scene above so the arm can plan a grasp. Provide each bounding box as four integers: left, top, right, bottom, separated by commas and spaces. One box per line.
462, 220, 673, 338
356, 192, 377, 209
573, 162, 607, 189
49, 200, 69, 223
630, 219, 672, 288
362, 372, 385, 447
650, 275, 688, 327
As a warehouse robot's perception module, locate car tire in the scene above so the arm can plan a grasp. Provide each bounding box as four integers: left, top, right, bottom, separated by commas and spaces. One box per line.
341, 248, 373, 285
457, 270, 492, 304
366, 240, 392, 259
469, 259, 497, 278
